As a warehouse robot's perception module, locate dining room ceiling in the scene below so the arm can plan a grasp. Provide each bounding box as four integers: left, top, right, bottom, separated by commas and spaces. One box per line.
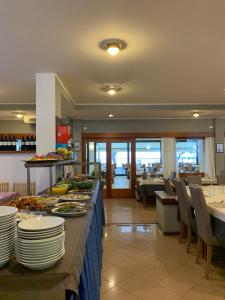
0, 0, 225, 118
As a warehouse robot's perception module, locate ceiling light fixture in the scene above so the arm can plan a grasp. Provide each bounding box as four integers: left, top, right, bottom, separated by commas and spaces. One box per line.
16, 113, 23, 119
99, 39, 127, 56
108, 113, 115, 118
101, 83, 122, 95
193, 113, 200, 118
108, 89, 116, 96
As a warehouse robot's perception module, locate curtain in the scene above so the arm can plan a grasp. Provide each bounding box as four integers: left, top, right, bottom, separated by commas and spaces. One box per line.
162, 138, 176, 177
204, 137, 215, 177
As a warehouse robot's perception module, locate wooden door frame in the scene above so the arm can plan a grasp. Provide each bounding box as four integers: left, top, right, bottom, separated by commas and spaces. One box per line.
82, 137, 136, 198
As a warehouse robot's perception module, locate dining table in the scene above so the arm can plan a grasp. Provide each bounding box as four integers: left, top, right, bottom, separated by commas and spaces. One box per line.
136, 177, 165, 205
0, 180, 105, 300
187, 185, 225, 243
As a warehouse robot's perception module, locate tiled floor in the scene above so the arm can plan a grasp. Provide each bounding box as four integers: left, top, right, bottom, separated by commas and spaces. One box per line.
101, 198, 225, 300
112, 176, 130, 189
104, 198, 156, 224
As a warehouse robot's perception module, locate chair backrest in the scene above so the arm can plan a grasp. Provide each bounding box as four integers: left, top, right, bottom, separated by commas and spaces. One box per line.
216, 175, 225, 185
0, 182, 9, 192
220, 170, 225, 176
169, 171, 176, 181
163, 178, 174, 196
13, 182, 36, 196
189, 184, 215, 245
187, 176, 202, 186
173, 178, 192, 226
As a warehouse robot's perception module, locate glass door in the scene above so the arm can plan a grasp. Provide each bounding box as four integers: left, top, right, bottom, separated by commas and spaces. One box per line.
86, 141, 107, 190
110, 141, 134, 197
85, 139, 135, 198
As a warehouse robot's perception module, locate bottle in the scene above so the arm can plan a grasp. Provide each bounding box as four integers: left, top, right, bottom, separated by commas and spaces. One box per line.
25, 136, 30, 151
8, 136, 12, 151
33, 136, 36, 151
0, 136, 3, 151
12, 136, 16, 151
21, 136, 25, 151
4, 136, 9, 151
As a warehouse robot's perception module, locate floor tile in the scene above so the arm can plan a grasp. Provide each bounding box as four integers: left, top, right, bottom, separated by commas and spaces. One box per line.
182, 284, 224, 300
101, 265, 133, 285
137, 284, 181, 300
101, 286, 141, 300
101, 198, 225, 300
116, 274, 155, 298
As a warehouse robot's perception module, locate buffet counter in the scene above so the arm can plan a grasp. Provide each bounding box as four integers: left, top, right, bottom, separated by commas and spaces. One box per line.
0, 180, 105, 300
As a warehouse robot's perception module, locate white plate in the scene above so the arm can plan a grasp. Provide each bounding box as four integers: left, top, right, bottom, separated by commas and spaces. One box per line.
17, 249, 64, 261
18, 255, 64, 270
16, 239, 64, 250
0, 251, 15, 259
17, 227, 63, 236
17, 226, 63, 236
52, 208, 88, 217
0, 216, 16, 224
0, 221, 16, 229
18, 216, 64, 231
0, 258, 10, 268
0, 206, 17, 217
17, 231, 65, 243
59, 195, 90, 201
17, 249, 65, 264
16, 244, 64, 256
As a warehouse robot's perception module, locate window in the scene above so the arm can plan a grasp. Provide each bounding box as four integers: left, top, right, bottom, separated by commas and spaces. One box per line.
135, 140, 161, 175
176, 139, 204, 173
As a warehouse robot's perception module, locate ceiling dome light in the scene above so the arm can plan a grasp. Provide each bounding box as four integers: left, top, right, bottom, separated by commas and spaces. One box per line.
106, 43, 120, 56
99, 39, 127, 56
108, 89, 116, 96
101, 83, 122, 95
16, 113, 23, 119
108, 113, 115, 118
193, 113, 200, 118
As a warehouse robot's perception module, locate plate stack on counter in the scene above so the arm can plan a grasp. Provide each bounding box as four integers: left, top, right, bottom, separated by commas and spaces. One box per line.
16, 216, 65, 270
0, 206, 17, 268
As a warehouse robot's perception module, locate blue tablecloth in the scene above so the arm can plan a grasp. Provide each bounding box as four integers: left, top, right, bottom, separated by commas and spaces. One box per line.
67, 182, 105, 300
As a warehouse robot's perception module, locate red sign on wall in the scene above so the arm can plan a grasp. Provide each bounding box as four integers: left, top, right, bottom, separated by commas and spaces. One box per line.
56, 125, 69, 144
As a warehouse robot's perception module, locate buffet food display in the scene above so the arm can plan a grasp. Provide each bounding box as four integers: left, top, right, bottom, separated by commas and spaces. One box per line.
0, 174, 95, 272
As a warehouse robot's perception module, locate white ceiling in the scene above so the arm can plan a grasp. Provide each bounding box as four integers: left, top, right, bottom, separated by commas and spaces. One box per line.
0, 0, 225, 118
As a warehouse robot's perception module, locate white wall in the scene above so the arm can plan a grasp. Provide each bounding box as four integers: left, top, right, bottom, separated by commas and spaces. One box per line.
0, 154, 37, 191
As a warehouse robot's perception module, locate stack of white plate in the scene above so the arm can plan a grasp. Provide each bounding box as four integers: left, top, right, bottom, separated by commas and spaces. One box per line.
0, 206, 17, 268
16, 216, 65, 270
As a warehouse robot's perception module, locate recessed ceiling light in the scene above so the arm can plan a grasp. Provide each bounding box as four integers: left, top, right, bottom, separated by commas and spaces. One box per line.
108, 113, 115, 118
209, 125, 214, 129
101, 83, 122, 95
99, 39, 127, 56
16, 113, 23, 119
193, 113, 200, 118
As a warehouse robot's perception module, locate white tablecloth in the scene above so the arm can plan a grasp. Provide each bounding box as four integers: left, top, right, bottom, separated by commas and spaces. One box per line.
187, 185, 225, 222
137, 178, 164, 186
201, 177, 217, 185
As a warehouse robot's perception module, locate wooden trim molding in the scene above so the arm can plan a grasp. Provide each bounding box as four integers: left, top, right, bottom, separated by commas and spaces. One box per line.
82, 132, 214, 139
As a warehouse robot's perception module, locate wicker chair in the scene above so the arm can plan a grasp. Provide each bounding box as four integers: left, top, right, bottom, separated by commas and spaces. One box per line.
0, 182, 9, 192
13, 182, 36, 196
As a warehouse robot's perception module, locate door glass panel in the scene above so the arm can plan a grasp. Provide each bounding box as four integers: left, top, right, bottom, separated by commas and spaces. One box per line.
111, 142, 131, 189
86, 142, 107, 189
